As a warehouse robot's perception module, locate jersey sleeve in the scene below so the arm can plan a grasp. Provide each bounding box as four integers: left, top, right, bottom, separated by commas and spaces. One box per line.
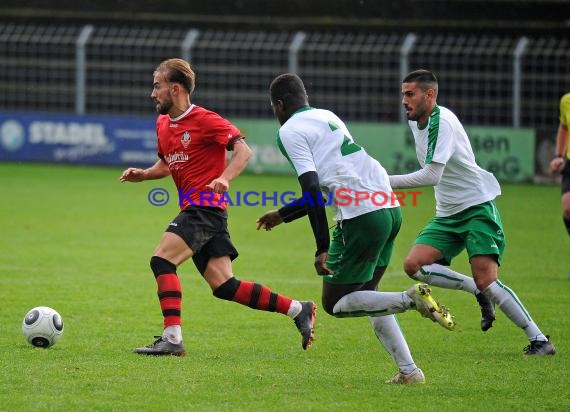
276, 128, 316, 177
202, 111, 243, 149
427, 118, 454, 165
560, 93, 570, 127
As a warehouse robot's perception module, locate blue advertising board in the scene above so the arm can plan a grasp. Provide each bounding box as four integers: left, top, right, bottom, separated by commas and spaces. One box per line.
0, 112, 158, 166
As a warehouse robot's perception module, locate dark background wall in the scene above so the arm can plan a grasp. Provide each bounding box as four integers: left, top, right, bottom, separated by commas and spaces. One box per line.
1, 0, 569, 34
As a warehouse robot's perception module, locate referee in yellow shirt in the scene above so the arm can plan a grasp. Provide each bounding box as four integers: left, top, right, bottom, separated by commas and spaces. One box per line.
550, 93, 570, 257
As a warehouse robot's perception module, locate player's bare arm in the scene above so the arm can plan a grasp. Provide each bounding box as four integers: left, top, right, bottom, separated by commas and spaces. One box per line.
119, 158, 170, 183
206, 139, 252, 193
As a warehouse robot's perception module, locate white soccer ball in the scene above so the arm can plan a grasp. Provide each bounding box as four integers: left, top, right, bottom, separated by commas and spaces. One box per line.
22, 306, 64, 348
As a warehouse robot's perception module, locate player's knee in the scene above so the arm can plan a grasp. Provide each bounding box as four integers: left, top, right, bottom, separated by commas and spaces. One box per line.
408, 269, 423, 281
212, 276, 240, 301
403, 256, 421, 277
324, 303, 336, 316
150, 255, 177, 278
474, 277, 492, 291
473, 273, 497, 291
320, 297, 337, 316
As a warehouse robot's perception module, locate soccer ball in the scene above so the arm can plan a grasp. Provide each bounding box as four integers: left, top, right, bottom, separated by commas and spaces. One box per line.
22, 306, 64, 348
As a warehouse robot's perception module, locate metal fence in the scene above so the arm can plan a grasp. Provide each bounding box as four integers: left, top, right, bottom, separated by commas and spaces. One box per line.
0, 22, 568, 130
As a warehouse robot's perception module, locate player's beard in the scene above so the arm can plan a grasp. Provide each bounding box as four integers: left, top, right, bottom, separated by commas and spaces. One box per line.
406, 101, 427, 122
156, 98, 173, 115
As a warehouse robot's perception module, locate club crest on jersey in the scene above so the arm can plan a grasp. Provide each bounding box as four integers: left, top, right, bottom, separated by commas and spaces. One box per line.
181, 131, 191, 148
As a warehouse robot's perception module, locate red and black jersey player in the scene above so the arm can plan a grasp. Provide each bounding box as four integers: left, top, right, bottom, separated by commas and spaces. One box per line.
120, 58, 316, 355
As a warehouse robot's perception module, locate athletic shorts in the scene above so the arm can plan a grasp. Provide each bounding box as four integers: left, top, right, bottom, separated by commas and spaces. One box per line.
414, 200, 505, 265
560, 159, 570, 194
325, 207, 402, 285
166, 206, 238, 275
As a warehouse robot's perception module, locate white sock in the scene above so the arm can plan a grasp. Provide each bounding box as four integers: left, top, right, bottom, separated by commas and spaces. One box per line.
163, 325, 183, 344
482, 280, 547, 341
332, 291, 412, 317
369, 315, 417, 375
287, 300, 302, 318
413, 264, 478, 294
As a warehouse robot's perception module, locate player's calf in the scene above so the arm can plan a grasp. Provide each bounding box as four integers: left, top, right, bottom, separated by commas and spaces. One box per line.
476, 292, 495, 331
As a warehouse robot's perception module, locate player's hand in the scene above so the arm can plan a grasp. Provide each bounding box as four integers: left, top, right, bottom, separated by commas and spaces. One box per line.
119, 168, 146, 182
550, 157, 565, 173
256, 210, 283, 231
314, 252, 333, 276
206, 177, 229, 194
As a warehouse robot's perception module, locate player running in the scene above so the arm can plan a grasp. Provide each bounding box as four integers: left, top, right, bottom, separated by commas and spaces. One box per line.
257, 73, 455, 384
120, 59, 316, 355
390, 69, 555, 355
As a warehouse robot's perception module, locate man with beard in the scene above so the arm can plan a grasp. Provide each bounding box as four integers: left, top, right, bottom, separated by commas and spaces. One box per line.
120, 59, 316, 355
390, 69, 555, 355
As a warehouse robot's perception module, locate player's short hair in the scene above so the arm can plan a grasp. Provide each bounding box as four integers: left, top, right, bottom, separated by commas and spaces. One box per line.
270, 73, 308, 108
155, 58, 196, 95
403, 69, 438, 95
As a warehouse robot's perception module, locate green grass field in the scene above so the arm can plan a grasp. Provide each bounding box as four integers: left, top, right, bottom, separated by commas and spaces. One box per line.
1, 162, 568, 411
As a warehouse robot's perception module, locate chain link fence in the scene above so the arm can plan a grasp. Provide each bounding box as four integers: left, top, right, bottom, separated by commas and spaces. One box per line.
0, 22, 568, 131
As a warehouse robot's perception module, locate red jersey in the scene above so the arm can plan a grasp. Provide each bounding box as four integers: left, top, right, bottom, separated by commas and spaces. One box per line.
156, 104, 242, 210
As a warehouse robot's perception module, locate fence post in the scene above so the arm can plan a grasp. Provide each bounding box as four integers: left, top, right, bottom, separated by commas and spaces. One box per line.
75, 25, 94, 115
399, 33, 417, 123
513, 36, 529, 128
288, 31, 306, 74
181, 29, 200, 64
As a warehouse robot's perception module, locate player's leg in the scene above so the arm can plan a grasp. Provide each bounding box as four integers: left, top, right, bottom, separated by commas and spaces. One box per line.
323, 210, 425, 383
322, 275, 427, 377
562, 190, 570, 279
323, 266, 425, 378
560, 162, 570, 240
466, 202, 555, 355
137, 208, 241, 356
201, 241, 315, 350
406, 217, 495, 330
322, 209, 413, 318
134, 230, 193, 356
405, 245, 475, 292
323, 208, 454, 330
472, 255, 555, 355
153, 231, 194, 338
367, 267, 425, 384
325, 274, 455, 329
204, 255, 304, 320
370, 216, 423, 383
562, 192, 570, 237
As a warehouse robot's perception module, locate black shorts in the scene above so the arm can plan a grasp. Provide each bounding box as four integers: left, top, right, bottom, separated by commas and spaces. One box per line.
166, 206, 238, 275
561, 160, 570, 194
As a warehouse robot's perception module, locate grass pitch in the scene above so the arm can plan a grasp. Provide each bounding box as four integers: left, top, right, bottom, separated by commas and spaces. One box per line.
0, 162, 568, 411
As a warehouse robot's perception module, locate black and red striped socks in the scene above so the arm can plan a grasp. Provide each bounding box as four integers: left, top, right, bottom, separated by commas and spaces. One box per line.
213, 276, 300, 317
150, 256, 182, 329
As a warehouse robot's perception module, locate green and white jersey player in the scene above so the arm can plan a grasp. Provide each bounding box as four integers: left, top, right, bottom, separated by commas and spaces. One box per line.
390, 69, 555, 355
276, 105, 395, 222
256, 73, 455, 385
